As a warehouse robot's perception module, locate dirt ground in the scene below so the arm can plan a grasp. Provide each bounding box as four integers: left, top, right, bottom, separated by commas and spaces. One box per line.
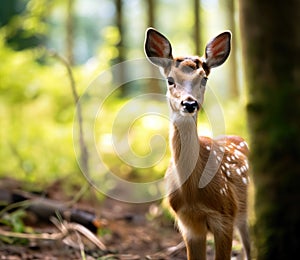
0, 178, 244, 259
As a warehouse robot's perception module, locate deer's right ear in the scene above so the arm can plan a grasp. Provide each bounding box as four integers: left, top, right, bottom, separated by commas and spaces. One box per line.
204, 31, 231, 69
145, 28, 173, 68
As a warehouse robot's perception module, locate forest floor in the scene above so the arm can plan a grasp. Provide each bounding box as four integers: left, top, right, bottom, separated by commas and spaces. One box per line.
0, 178, 245, 259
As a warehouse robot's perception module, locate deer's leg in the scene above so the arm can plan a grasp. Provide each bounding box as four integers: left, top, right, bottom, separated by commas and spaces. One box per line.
237, 219, 251, 260
213, 224, 233, 260
184, 234, 207, 260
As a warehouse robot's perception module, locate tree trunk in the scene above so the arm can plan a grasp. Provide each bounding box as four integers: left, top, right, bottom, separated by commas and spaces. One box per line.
66, 0, 75, 65
114, 0, 127, 96
225, 0, 239, 97
147, 0, 155, 28
239, 0, 300, 258
193, 0, 201, 55
146, 0, 161, 94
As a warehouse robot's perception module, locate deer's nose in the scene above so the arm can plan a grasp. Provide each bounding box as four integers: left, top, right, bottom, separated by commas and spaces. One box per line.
181, 100, 199, 113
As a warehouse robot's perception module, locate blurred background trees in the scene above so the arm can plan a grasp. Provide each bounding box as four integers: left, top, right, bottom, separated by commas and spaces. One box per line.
1, 0, 298, 257
1, 0, 245, 184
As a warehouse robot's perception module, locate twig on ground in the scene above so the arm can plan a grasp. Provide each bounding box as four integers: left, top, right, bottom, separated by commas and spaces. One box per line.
51, 216, 107, 251
146, 241, 185, 259
0, 226, 67, 241
0, 217, 106, 252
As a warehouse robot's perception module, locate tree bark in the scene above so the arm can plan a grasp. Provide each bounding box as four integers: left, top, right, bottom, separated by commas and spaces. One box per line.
239, 0, 300, 258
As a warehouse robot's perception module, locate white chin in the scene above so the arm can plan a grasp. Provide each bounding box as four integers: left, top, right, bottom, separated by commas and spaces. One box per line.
180, 110, 196, 117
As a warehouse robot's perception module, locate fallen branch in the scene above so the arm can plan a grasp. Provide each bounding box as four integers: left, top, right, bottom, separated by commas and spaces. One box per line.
0, 217, 106, 251
0, 189, 102, 233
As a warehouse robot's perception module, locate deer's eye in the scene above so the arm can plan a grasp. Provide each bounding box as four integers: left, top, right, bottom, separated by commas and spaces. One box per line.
201, 77, 208, 87
167, 77, 175, 86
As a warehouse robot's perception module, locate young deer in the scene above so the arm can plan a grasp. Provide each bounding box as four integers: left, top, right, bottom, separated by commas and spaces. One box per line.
145, 28, 251, 260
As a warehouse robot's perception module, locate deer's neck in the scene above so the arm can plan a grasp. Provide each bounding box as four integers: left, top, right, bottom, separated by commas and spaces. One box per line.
169, 114, 200, 187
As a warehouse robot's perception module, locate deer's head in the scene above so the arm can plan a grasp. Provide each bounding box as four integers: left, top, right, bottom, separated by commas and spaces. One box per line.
145, 28, 231, 117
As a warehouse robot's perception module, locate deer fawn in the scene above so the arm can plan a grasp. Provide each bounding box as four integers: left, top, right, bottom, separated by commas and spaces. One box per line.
145, 28, 251, 260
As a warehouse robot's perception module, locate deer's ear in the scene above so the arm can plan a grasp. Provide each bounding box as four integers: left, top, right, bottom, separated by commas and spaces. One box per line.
145, 28, 173, 68
204, 31, 231, 69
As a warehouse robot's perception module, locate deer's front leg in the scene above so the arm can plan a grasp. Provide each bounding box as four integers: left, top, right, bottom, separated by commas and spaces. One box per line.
184, 234, 207, 260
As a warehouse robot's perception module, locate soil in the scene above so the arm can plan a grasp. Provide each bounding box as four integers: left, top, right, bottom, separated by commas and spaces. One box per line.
0, 178, 244, 259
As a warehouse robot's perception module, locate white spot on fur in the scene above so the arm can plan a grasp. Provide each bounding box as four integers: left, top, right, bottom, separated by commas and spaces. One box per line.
220, 188, 227, 195
244, 160, 249, 169
206, 145, 211, 151
236, 168, 241, 175
234, 149, 242, 157
242, 177, 248, 184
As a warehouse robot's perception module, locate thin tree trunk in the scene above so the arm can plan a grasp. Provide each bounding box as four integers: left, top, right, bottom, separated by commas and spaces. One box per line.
226, 0, 239, 97
148, 0, 154, 28
147, 0, 161, 93
239, 0, 300, 258
66, 0, 74, 65
114, 0, 126, 96
193, 0, 201, 55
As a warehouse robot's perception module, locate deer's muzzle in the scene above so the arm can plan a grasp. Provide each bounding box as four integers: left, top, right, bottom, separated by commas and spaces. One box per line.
181, 100, 199, 113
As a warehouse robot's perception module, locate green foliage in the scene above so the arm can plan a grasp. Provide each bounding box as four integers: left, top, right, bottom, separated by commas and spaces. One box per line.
0, 209, 26, 233
0, 209, 28, 244
0, 38, 78, 183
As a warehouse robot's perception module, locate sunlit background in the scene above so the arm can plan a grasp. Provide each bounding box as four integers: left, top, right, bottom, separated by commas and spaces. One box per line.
0, 0, 248, 187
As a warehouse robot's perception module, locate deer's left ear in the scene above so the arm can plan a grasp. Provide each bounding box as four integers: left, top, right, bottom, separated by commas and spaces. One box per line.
204, 31, 231, 69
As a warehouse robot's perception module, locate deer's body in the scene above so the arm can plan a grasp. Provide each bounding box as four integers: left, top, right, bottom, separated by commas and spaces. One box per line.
145, 28, 251, 260
167, 117, 250, 259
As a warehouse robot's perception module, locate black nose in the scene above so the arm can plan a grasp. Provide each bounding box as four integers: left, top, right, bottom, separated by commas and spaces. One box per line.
181, 100, 199, 113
